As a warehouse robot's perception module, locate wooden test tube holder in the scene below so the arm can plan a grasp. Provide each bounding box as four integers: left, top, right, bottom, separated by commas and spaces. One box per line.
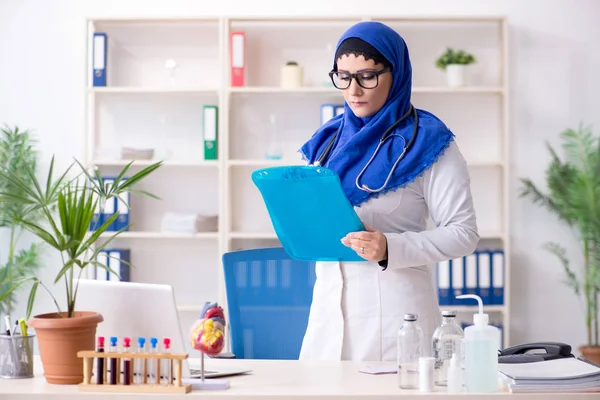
77, 350, 192, 394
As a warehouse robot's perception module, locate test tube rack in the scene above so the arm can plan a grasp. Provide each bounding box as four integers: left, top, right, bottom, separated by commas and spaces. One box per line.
77, 350, 192, 394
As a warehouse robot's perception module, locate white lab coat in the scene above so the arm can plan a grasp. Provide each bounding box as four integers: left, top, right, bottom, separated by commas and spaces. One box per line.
299, 141, 479, 361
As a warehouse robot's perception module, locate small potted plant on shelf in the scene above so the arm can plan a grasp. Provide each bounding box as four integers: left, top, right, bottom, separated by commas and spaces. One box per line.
0, 126, 44, 316
0, 156, 162, 384
435, 47, 476, 87
519, 123, 600, 364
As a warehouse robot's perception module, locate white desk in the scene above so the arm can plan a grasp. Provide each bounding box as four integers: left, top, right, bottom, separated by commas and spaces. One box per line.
1, 357, 596, 399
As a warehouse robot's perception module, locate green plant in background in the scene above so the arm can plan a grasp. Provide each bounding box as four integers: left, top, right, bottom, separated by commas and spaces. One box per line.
0, 126, 45, 316
435, 47, 476, 70
0, 155, 162, 318
519, 123, 600, 348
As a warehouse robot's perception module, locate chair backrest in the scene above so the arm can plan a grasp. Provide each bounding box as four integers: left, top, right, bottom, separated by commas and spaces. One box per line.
222, 247, 316, 360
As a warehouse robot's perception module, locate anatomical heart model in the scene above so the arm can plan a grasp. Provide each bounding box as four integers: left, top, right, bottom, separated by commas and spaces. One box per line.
190, 302, 226, 356
187, 302, 229, 389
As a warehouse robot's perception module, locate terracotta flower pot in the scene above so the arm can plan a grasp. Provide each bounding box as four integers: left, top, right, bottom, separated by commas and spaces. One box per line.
580, 345, 600, 365
28, 311, 103, 384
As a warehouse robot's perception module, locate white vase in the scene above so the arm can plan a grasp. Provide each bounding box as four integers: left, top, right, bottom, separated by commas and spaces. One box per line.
280, 64, 303, 88
446, 64, 466, 87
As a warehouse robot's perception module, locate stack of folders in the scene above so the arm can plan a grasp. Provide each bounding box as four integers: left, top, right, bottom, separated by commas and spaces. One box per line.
89, 177, 130, 232
94, 249, 131, 282
436, 249, 504, 307
320, 104, 344, 126
498, 357, 600, 393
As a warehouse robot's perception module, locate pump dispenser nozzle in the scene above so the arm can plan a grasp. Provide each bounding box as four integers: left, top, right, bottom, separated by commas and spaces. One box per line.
456, 294, 488, 326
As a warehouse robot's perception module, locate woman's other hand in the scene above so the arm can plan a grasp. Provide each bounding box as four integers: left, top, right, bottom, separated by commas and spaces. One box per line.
341, 225, 388, 262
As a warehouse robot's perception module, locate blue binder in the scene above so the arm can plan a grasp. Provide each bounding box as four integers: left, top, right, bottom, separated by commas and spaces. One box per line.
491, 249, 505, 305
114, 178, 130, 231
93, 33, 107, 86
252, 166, 366, 262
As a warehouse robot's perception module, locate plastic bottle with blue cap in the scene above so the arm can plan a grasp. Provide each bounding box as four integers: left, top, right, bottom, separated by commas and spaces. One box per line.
456, 294, 500, 393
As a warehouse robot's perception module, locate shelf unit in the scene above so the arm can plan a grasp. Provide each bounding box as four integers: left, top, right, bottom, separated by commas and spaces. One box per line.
84, 15, 510, 349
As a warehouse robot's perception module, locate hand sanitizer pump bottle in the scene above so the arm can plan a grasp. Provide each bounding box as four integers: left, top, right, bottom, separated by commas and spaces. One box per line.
456, 294, 499, 393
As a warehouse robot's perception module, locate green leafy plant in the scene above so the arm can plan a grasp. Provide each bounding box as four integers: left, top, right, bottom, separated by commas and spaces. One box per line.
0, 126, 44, 316
0, 156, 162, 318
435, 47, 476, 71
519, 123, 600, 348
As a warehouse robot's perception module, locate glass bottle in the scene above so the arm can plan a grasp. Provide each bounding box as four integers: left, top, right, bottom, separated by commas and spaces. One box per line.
265, 114, 283, 160
432, 310, 465, 386
397, 313, 424, 389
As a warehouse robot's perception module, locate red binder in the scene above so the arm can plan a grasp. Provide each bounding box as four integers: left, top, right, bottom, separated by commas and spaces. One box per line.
230, 31, 245, 87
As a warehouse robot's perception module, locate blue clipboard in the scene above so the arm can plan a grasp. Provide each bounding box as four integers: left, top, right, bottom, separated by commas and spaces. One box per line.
251, 166, 366, 262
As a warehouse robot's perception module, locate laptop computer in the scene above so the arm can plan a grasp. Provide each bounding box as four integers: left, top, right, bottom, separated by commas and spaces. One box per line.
75, 279, 251, 379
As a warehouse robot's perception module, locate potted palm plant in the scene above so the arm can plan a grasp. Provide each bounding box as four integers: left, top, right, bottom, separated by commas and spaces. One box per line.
0, 156, 162, 384
519, 123, 600, 364
0, 126, 44, 316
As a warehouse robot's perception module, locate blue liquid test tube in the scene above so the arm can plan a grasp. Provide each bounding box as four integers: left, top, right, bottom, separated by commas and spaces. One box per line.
148, 337, 158, 385
134, 337, 146, 385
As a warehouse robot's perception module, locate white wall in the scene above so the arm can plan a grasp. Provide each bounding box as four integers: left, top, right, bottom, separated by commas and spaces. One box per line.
1, 0, 599, 353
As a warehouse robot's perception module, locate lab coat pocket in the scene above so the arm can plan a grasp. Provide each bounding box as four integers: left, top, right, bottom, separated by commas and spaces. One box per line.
367, 188, 403, 215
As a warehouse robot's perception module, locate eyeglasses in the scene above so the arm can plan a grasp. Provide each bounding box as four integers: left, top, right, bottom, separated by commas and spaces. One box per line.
329, 67, 391, 90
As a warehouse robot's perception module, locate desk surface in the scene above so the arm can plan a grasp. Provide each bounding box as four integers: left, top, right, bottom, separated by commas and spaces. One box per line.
1, 358, 597, 399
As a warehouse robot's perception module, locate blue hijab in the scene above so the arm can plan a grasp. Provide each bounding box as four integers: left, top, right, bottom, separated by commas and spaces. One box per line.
300, 21, 455, 207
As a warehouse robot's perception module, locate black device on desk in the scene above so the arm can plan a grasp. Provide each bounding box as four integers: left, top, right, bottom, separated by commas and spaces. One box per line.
498, 342, 574, 364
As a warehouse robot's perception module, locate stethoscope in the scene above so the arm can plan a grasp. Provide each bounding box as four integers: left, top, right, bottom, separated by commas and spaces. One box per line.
313, 103, 419, 193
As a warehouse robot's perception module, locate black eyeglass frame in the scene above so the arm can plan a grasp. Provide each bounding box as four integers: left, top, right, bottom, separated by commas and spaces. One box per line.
328, 66, 391, 90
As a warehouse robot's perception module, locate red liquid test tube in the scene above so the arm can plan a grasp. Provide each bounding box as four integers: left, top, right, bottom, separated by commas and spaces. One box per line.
123, 337, 132, 385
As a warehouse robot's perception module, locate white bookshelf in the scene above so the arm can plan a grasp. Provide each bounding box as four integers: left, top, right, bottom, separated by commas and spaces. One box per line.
85, 15, 511, 349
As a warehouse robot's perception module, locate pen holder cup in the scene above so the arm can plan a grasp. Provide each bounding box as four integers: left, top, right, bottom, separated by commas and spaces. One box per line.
0, 334, 35, 379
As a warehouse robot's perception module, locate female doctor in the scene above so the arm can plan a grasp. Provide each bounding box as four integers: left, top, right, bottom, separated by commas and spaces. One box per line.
298, 21, 479, 361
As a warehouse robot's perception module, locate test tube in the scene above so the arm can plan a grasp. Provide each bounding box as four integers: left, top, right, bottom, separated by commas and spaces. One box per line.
148, 337, 158, 385
160, 338, 172, 386
109, 336, 118, 385
122, 337, 132, 385
96, 336, 105, 385
134, 337, 146, 385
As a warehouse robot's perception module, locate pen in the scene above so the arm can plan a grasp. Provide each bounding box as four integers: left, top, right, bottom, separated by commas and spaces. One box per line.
3, 315, 21, 376
18, 319, 27, 336
4, 315, 11, 335
19, 318, 33, 375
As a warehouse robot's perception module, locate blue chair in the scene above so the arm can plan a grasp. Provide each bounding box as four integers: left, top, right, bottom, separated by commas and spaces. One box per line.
222, 247, 316, 360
